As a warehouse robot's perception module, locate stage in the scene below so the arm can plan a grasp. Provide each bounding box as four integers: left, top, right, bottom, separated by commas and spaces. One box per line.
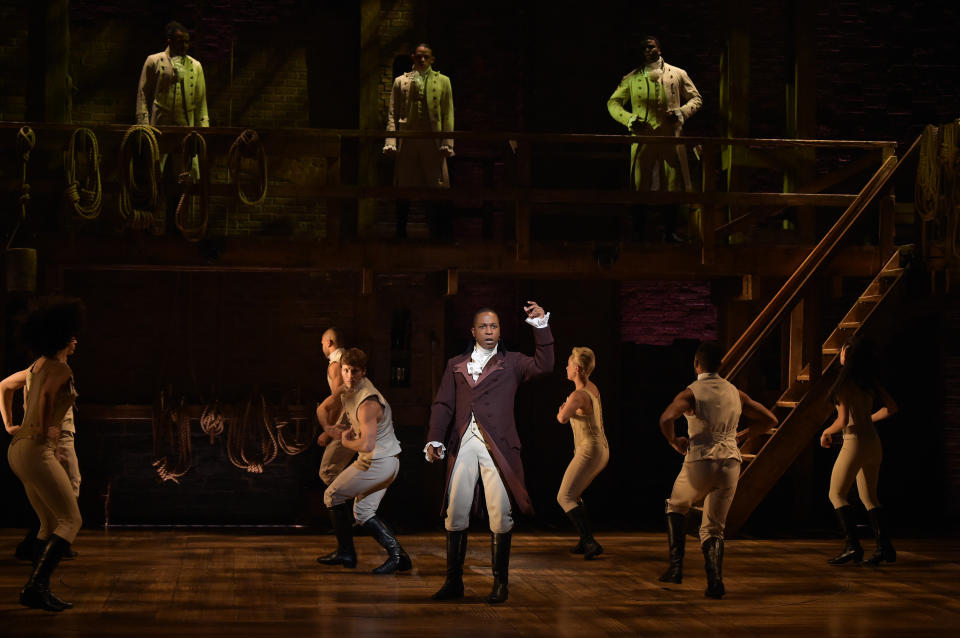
1, 530, 958, 636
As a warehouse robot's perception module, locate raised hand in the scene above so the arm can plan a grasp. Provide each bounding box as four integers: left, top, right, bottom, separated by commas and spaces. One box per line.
523, 300, 545, 319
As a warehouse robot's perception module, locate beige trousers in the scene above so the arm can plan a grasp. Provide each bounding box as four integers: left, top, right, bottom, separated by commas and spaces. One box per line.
8, 438, 82, 543
57, 431, 81, 498
828, 434, 882, 510
445, 433, 513, 533
324, 455, 399, 525
665, 458, 740, 544
318, 438, 355, 486
557, 442, 609, 512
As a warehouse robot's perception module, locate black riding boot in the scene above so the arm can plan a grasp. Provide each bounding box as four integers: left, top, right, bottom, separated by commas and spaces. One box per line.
364, 516, 412, 574
487, 532, 511, 604
864, 507, 897, 565
19, 535, 72, 611
827, 505, 864, 565
432, 531, 467, 600
702, 536, 725, 599
565, 504, 603, 560
316, 502, 357, 568
658, 512, 686, 583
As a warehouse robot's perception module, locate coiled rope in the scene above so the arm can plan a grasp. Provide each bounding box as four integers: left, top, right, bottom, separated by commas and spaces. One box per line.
174, 130, 209, 241
63, 127, 102, 219
228, 129, 268, 206
151, 391, 193, 484
226, 393, 279, 474
7, 127, 36, 249
199, 399, 225, 444
118, 124, 161, 230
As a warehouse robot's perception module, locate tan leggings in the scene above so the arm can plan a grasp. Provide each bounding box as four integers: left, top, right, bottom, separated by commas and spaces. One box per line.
318, 438, 355, 486
557, 442, 609, 512
828, 434, 882, 510
57, 431, 81, 497
665, 458, 740, 544
324, 455, 399, 525
8, 438, 82, 543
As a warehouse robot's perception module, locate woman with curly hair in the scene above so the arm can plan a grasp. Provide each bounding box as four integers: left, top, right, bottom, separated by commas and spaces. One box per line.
1, 300, 84, 611
820, 335, 899, 566
556, 347, 609, 560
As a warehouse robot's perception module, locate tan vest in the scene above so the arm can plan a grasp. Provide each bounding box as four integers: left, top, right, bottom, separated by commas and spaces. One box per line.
16, 360, 78, 443
339, 377, 401, 463
684, 373, 741, 462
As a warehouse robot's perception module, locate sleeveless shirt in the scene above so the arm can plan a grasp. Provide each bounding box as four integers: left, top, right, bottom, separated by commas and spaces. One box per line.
339, 377, 401, 464
568, 389, 608, 452
684, 373, 741, 462
14, 359, 78, 444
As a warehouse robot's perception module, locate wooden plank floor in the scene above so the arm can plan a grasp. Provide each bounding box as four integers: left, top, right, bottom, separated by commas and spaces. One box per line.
1, 530, 958, 637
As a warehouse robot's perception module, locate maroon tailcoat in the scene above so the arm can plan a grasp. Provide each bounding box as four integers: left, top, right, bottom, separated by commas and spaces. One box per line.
427, 325, 554, 515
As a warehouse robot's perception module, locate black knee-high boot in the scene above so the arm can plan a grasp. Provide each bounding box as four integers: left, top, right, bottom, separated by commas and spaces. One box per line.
565, 504, 603, 560
15, 528, 40, 562
658, 512, 686, 583
316, 502, 357, 568
364, 516, 413, 574
828, 505, 864, 565
20, 535, 72, 611
702, 536, 725, 599
864, 507, 896, 565
432, 531, 467, 600
487, 532, 511, 604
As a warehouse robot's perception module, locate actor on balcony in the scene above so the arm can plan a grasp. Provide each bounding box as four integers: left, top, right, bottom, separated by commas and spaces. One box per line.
555, 347, 609, 560
426, 302, 554, 604
136, 21, 209, 129
608, 35, 701, 241
383, 43, 454, 238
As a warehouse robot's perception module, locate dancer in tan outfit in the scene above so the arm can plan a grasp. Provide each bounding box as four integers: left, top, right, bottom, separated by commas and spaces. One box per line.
1, 300, 84, 612
316, 327, 354, 487
820, 336, 898, 566
556, 347, 609, 560
658, 341, 776, 598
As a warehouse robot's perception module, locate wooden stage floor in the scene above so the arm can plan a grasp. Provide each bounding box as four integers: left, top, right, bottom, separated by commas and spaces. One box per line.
1, 530, 958, 637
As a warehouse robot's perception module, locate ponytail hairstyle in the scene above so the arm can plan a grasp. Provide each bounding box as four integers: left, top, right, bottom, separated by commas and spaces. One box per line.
829, 334, 880, 405
569, 347, 596, 378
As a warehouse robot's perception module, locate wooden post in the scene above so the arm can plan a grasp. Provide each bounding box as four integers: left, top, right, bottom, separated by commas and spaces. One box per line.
700, 143, 719, 265
787, 300, 804, 387
785, 0, 817, 243
879, 144, 896, 259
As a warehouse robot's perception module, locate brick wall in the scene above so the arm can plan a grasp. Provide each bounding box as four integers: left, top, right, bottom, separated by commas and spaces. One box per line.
620, 280, 718, 346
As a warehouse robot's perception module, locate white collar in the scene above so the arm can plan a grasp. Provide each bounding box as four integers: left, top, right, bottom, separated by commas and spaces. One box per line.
473, 342, 498, 358
697, 372, 719, 380
328, 347, 344, 363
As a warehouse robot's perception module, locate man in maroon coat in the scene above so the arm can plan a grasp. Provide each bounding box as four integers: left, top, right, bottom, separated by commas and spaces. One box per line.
425, 301, 554, 604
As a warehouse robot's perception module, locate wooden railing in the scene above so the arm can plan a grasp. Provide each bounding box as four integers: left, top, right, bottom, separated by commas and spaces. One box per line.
718, 132, 921, 383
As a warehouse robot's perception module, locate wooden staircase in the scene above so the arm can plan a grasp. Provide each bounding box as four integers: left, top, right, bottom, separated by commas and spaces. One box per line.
716, 133, 922, 537
724, 247, 911, 535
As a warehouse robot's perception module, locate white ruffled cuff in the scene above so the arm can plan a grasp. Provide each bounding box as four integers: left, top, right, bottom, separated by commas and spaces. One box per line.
525, 311, 550, 329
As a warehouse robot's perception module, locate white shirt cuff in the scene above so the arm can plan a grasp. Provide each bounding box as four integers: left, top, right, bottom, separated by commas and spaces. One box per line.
525, 311, 550, 329
424, 441, 446, 460
383, 144, 397, 153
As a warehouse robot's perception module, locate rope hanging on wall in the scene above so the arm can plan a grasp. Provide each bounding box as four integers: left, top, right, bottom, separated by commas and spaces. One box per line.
271, 390, 315, 456
7, 127, 36, 251
940, 121, 960, 259
228, 129, 268, 206
199, 399, 225, 444
915, 125, 941, 223
151, 391, 193, 483
226, 393, 279, 474
174, 130, 210, 241
118, 124, 162, 230
63, 127, 103, 219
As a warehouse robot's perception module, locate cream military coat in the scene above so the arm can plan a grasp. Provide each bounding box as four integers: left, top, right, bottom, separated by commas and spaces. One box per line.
136, 47, 209, 127
607, 59, 701, 190
385, 69, 454, 153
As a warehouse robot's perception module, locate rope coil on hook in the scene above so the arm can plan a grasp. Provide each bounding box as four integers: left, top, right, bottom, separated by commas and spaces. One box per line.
16, 126, 36, 219
915, 125, 940, 223
228, 129, 268, 206
118, 124, 162, 230
64, 127, 103, 219
174, 130, 210, 241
